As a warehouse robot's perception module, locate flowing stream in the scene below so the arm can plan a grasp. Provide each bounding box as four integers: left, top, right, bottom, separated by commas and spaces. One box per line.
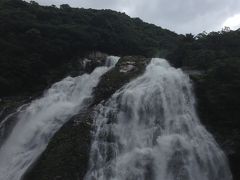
0, 56, 119, 180
85, 58, 232, 180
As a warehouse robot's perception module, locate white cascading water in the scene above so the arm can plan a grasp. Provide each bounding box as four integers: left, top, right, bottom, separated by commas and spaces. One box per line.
85, 58, 232, 180
0, 56, 119, 180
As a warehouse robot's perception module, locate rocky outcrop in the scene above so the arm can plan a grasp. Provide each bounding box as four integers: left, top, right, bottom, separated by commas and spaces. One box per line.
23, 109, 93, 180
5, 56, 239, 180
93, 56, 150, 105
67, 52, 108, 77
81, 52, 108, 74
23, 56, 150, 180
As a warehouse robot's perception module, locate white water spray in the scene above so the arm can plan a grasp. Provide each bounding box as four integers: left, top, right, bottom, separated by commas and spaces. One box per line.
0, 56, 119, 180
85, 58, 232, 180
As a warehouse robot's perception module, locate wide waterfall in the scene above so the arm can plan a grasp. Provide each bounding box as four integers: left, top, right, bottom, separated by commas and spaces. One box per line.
0, 56, 119, 180
85, 58, 232, 180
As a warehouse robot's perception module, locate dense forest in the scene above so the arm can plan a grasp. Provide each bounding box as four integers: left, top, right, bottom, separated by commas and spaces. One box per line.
0, 0, 240, 179
0, 0, 179, 96
168, 30, 240, 178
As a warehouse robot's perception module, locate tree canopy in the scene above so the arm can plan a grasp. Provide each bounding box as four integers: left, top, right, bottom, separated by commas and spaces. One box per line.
0, 0, 179, 96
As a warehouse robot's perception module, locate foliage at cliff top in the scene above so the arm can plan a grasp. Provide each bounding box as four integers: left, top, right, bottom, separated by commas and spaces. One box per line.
0, 1, 240, 132
1, 0, 240, 179
0, 0, 179, 96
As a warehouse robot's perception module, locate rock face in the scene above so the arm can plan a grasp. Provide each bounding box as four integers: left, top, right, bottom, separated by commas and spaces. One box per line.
5, 56, 239, 180
68, 52, 108, 77
81, 52, 108, 74
23, 110, 93, 180
93, 56, 150, 105
23, 56, 150, 180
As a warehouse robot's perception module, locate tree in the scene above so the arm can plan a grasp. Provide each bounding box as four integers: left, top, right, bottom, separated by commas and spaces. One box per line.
184, 33, 195, 42
60, 4, 71, 10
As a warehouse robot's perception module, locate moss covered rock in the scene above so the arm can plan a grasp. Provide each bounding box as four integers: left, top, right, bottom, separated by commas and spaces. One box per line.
23, 56, 150, 180
23, 110, 93, 180
94, 56, 150, 105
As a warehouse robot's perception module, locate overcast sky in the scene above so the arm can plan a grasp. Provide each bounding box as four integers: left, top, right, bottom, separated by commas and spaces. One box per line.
27, 0, 240, 34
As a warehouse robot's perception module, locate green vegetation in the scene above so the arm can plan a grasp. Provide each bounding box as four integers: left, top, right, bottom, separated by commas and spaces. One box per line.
167, 30, 240, 180
167, 30, 240, 130
1, 0, 240, 179
167, 29, 240, 69
93, 56, 150, 105
24, 56, 150, 180
0, 0, 179, 96
23, 110, 93, 180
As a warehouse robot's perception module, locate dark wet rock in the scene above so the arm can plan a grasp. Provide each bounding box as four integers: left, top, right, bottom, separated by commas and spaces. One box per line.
23, 56, 150, 180
93, 56, 150, 105
82, 52, 108, 73
23, 109, 93, 180
17, 56, 240, 180
65, 52, 108, 77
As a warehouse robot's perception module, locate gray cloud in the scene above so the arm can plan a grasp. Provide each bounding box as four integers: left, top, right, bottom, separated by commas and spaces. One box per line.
27, 0, 240, 34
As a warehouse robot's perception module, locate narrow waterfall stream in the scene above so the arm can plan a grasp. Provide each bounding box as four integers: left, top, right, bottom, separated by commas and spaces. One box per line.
85, 58, 232, 180
0, 56, 119, 180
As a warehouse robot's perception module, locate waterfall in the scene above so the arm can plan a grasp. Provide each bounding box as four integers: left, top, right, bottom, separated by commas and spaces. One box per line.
0, 56, 119, 180
85, 58, 232, 180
